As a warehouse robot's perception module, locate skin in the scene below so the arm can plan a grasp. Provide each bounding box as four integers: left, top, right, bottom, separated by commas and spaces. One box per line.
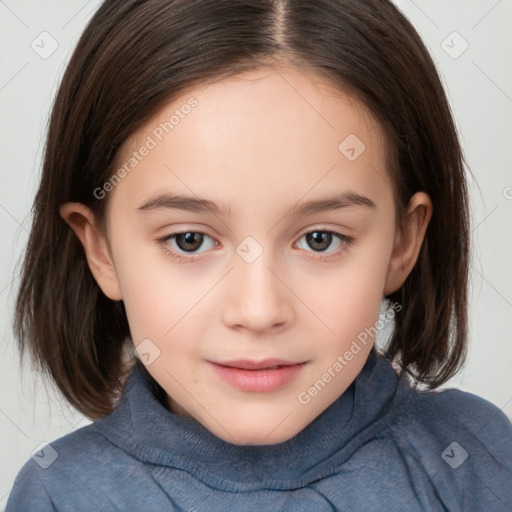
60, 64, 432, 445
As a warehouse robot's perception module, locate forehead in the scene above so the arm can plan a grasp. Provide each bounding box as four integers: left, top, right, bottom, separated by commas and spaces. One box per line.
109, 65, 391, 218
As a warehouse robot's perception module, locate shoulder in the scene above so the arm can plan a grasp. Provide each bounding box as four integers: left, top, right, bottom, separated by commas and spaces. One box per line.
406, 385, 512, 452
5, 459, 55, 511
389, 383, 512, 508
5, 423, 130, 511
407, 381, 509, 424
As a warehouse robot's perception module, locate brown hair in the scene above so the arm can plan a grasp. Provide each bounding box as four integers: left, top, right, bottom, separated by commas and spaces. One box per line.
14, 0, 470, 419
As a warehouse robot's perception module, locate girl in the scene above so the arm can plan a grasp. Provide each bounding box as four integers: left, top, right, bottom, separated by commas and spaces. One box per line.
6, 0, 512, 510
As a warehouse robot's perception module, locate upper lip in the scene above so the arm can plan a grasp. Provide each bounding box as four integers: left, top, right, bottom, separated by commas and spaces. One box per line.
210, 359, 304, 370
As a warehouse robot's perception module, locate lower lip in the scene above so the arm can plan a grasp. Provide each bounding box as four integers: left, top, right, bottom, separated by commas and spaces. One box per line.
209, 362, 305, 392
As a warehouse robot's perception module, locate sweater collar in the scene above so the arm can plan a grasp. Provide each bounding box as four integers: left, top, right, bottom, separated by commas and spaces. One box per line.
95, 347, 410, 491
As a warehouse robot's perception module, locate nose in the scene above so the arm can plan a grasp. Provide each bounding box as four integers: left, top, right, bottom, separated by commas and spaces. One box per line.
222, 246, 293, 333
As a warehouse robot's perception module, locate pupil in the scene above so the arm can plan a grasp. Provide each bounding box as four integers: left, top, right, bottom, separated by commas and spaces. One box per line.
177, 232, 203, 252
308, 231, 331, 251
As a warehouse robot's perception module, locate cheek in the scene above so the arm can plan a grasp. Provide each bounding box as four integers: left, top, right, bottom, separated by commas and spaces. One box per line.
298, 240, 393, 352
121, 271, 203, 347
108, 232, 194, 344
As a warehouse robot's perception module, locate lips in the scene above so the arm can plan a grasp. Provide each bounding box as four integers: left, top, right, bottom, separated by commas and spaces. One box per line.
214, 359, 300, 370
208, 359, 306, 392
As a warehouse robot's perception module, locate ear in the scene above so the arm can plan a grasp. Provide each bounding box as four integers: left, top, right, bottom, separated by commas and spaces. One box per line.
59, 202, 123, 301
384, 192, 433, 295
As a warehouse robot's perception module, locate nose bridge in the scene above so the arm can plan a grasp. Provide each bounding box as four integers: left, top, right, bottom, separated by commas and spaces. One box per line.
234, 234, 280, 299
223, 234, 291, 330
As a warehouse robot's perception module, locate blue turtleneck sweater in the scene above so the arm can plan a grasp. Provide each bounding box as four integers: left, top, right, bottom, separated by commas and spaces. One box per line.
5, 350, 512, 511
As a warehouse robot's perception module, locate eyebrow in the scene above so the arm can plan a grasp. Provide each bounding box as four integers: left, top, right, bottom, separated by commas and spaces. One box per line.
136, 191, 376, 217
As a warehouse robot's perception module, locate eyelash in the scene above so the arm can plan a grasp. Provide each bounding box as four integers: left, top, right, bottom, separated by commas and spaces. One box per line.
157, 229, 355, 263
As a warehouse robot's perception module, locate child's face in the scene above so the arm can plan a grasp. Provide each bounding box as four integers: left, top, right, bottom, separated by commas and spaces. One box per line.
74, 65, 426, 445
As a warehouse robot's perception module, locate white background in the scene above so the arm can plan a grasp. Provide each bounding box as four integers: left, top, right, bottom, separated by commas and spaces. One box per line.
1, 0, 511, 508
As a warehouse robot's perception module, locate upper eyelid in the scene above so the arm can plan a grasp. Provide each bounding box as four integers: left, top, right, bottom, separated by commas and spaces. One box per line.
162, 227, 348, 240
163, 222, 352, 236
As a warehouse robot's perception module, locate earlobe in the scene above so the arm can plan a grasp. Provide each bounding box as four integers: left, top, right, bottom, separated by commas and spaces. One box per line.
383, 192, 433, 295
59, 202, 123, 301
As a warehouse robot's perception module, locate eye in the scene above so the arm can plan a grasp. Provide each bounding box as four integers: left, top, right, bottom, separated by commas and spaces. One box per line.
295, 230, 354, 259
157, 229, 354, 263
158, 231, 217, 261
